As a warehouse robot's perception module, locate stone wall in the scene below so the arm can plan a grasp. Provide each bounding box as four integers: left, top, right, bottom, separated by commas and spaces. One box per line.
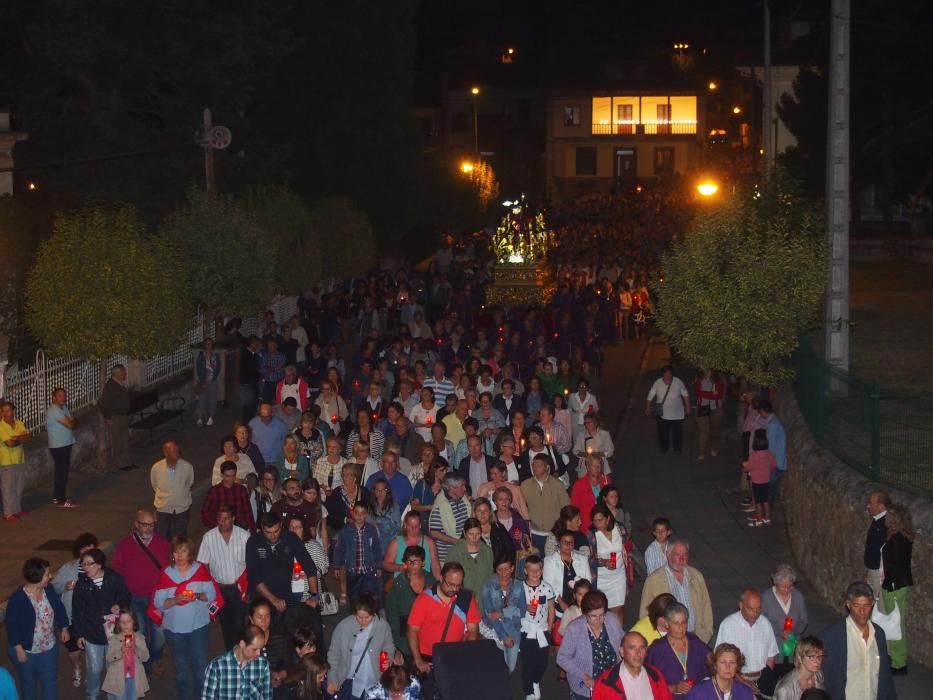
776, 387, 933, 666
21, 378, 195, 492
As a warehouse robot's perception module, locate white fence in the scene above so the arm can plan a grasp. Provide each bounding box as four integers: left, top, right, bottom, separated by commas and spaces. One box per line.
2, 297, 301, 435
3, 311, 208, 434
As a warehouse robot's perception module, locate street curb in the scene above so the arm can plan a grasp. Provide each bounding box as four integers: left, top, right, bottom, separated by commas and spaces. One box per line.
0, 474, 214, 626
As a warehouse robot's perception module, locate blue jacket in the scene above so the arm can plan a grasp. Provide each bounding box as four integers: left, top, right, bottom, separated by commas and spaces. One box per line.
6, 586, 69, 651
481, 576, 525, 643
765, 413, 787, 470
196, 350, 222, 384
821, 618, 896, 700
334, 522, 382, 572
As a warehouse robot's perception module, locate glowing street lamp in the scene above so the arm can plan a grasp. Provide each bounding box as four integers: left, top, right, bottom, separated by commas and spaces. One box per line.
460, 161, 475, 174
696, 181, 719, 197
470, 86, 480, 96
732, 106, 742, 115
708, 81, 718, 90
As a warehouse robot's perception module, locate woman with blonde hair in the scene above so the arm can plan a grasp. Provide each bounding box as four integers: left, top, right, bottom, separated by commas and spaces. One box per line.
685, 643, 755, 700
773, 635, 825, 700
881, 503, 913, 673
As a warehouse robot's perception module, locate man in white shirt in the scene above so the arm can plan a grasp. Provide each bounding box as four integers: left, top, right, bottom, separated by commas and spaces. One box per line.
715, 588, 778, 694
150, 440, 194, 539
644, 366, 690, 453
197, 504, 249, 649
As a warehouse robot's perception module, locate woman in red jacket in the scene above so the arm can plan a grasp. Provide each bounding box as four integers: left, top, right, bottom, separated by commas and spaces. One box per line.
570, 453, 609, 532
692, 370, 725, 461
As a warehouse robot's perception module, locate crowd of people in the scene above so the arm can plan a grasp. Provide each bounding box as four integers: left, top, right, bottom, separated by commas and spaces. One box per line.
0, 192, 916, 700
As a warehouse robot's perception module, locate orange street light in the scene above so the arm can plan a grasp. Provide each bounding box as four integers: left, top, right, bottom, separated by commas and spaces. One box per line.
732, 106, 742, 115
696, 181, 719, 197
470, 86, 480, 96
708, 81, 718, 90
460, 161, 475, 174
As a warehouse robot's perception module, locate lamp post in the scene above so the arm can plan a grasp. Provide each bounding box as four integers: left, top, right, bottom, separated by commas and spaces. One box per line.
470, 86, 480, 154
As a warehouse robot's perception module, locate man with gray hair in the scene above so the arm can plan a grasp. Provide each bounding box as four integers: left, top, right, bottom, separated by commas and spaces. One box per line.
638, 538, 713, 643
822, 581, 896, 700
428, 473, 472, 563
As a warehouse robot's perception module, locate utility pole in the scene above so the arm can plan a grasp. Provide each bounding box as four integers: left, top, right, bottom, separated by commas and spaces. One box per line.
763, 0, 774, 176
196, 108, 231, 193
824, 0, 851, 375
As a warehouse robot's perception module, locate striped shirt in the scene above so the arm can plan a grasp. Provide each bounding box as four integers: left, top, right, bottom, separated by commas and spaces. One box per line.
643, 541, 669, 576
664, 566, 696, 633
428, 498, 469, 563
313, 456, 346, 489
424, 376, 456, 404
196, 526, 249, 586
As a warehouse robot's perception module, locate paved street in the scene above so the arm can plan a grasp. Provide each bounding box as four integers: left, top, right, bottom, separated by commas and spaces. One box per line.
0, 338, 930, 698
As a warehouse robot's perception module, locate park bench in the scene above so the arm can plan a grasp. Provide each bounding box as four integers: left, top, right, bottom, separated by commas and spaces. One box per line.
128, 390, 185, 443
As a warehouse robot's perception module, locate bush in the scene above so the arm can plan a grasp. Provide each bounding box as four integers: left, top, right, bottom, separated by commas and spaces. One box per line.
162, 188, 276, 317
309, 197, 376, 279
655, 178, 828, 385
25, 206, 191, 358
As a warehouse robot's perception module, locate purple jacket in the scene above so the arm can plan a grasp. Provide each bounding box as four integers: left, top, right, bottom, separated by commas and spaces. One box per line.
686, 678, 755, 700
556, 613, 624, 697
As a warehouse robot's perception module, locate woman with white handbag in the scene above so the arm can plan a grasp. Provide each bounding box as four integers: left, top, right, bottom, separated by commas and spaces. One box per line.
879, 504, 913, 675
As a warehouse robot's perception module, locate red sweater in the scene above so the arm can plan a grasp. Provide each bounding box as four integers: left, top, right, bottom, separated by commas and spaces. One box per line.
111, 532, 171, 597
571, 474, 608, 532
593, 662, 673, 700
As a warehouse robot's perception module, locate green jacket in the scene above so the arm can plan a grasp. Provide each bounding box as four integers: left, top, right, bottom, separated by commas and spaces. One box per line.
385, 571, 435, 656
444, 539, 494, 614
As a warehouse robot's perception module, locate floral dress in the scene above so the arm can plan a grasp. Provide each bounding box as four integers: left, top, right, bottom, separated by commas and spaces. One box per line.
30, 593, 56, 653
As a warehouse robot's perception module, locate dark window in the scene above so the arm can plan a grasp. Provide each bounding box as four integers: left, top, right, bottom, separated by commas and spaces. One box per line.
451, 112, 468, 133
418, 117, 434, 139
575, 147, 597, 176
564, 106, 581, 126
654, 147, 675, 177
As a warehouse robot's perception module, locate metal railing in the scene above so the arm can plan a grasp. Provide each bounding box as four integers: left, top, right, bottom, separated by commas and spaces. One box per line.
791, 336, 933, 496
3, 310, 206, 434
3, 296, 303, 435
590, 122, 698, 136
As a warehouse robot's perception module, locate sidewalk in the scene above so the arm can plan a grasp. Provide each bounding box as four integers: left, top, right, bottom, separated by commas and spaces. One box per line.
617, 340, 932, 698
0, 402, 234, 612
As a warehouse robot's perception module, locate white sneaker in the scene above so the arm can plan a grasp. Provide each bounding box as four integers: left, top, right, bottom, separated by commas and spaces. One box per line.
206, 417, 214, 426
196, 418, 203, 428
526, 695, 536, 700
533, 683, 541, 699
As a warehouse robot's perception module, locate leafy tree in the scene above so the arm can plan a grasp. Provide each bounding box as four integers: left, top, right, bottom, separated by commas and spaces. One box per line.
25, 205, 190, 359
309, 197, 375, 280
655, 176, 828, 385
246, 185, 321, 294
162, 188, 275, 318
776, 67, 827, 198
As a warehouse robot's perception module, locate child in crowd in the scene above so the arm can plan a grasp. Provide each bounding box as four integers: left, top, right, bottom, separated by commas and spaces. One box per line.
743, 428, 777, 526
103, 607, 150, 700
557, 578, 592, 636
521, 556, 556, 700
643, 517, 672, 575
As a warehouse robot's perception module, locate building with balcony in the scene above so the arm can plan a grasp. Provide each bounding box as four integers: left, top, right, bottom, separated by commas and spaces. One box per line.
545, 90, 705, 200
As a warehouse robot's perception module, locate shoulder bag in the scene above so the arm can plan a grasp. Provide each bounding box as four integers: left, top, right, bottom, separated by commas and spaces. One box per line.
335, 635, 373, 700
654, 382, 672, 419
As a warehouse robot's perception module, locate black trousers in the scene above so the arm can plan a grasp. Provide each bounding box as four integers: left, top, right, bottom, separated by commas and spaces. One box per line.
656, 417, 684, 452
50, 445, 72, 502
520, 634, 549, 694
157, 510, 189, 540
217, 584, 245, 650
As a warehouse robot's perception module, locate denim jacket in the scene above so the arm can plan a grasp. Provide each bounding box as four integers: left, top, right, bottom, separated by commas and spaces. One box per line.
334, 522, 382, 572
481, 577, 525, 643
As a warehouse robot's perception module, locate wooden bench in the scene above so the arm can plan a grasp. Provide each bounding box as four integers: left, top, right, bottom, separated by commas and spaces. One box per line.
128, 390, 185, 443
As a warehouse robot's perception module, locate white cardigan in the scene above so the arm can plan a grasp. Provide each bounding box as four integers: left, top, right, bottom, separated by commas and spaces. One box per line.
543, 550, 591, 601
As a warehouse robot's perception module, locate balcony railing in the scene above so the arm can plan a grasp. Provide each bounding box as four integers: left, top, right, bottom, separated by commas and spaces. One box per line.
591, 121, 697, 136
